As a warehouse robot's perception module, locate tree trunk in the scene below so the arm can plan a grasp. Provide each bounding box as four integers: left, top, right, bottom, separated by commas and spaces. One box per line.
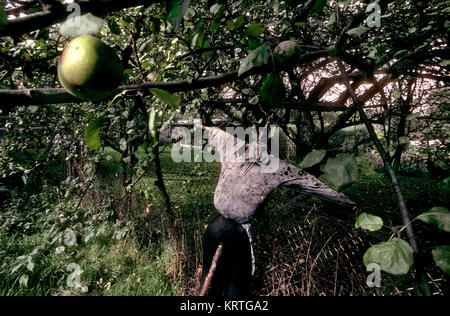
151, 142, 176, 238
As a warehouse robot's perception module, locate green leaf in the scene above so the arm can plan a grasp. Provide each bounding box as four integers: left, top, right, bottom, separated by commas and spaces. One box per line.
440, 60, 450, 67
184, 7, 195, 20
148, 108, 161, 143
226, 15, 245, 30
150, 88, 181, 110
327, 11, 336, 31
432, 246, 450, 275
191, 32, 205, 49
299, 149, 326, 169
398, 136, 409, 145
260, 73, 286, 107
59, 13, 104, 37
210, 3, 225, 17
210, 21, 220, 33
238, 42, 271, 76
346, 26, 368, 38
245, 23, 265, 37
84, 117, 103, 151
167, 0, 191, 31
249, 95, 259, 105
363, 238, 414, 275
355, 213, 383, 231
393, 49, 410, 58
417, 206, 450, 232
321, 153, 358, 190
107, 19, 121, 35
139, 39, 153, 52
247, 37, 262, 50
310, 0, 328, 15
234, 15, 245, 29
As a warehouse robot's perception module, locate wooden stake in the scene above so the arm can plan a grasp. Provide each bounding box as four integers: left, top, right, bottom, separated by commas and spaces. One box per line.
200, 243, 223, 296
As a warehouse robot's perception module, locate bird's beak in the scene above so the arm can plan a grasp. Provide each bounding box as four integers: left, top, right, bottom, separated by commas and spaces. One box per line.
282, 177, 356, 207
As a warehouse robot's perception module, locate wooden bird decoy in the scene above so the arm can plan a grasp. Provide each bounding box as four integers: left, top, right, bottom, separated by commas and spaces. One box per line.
207, 126, 356, 223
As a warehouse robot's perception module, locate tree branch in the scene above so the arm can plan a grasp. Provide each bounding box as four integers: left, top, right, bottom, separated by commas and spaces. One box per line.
0, 64, 274, 109
0, 0, 157, 38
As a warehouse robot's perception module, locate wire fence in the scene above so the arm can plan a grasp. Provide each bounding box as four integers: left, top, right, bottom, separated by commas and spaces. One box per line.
132, 148, 448, 296
249, 193, 448, 296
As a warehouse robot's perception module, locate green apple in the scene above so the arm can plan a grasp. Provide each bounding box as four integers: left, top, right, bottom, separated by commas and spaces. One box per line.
58, 35, 123, 101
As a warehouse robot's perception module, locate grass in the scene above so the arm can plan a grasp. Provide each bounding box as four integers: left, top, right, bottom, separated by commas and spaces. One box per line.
1, 146, 448, 296
0, 224, 180, 296
60, 234, 179, 296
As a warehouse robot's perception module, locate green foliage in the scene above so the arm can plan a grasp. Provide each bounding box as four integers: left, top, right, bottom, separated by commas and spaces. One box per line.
432, 246, 450, 275
148, 108, 161, 143
260, 72, 286, 107
85, 118, 103, 151
299, 149, 326, 169
107, 19, 121, 35
245, 23, 265, 37
150, 88, 181, 110
355, 213, 383, 232
59, 13, 105, 37
209, 3, 226, 18
226, 15, 245, 30
321, 153, 358, 190
417, 206, 450, 232
166, 0, 191, 31
363, 238, 414, 275
238, 42, 271, 76
346, 26, 368, 38
310, 0, 328, 15
358, 199, 450, 278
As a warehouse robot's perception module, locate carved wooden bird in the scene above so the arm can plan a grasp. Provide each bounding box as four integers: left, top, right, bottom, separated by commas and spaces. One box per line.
206, 127, 356, 223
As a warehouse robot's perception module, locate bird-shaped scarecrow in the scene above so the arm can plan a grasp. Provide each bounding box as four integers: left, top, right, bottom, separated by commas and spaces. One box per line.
199, 126, 355, 296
